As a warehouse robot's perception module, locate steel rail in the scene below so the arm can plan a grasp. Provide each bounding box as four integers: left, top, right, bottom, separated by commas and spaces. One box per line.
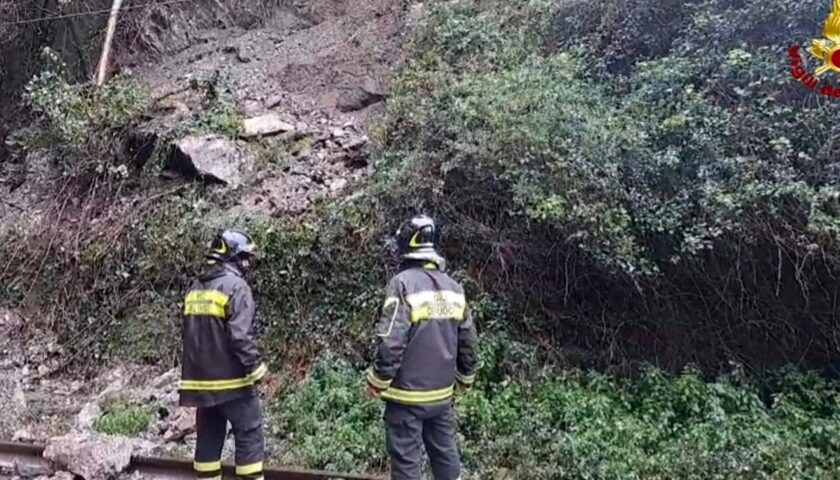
0, 442, 385, 480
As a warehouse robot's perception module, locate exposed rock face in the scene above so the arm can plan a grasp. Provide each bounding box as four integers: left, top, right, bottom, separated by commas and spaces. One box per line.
43, 433, 134, 480
169, 135, 256, 187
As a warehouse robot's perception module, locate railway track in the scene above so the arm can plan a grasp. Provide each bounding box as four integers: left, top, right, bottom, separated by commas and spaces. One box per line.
0, 442, 385, 480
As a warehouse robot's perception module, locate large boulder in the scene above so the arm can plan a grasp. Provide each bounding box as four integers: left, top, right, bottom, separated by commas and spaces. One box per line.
168, 135, 255, 187
43, 433, 134, 480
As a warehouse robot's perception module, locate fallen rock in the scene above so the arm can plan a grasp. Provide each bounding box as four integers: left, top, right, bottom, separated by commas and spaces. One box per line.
336, 79, 387, 113
13, 428, 35, 442
44, 434, 134, 480
169, 135, 255, 187
130, 439, 158, 457
151, 368, 179, 390
242, 114, 295, 139
76, 402, 102, 432
328, 178, 349, 194
162, 408, 196, 442
14, 458, 53, 478
341, 135, 369, 151
0, 372, 27, 438
222, 45, 252, 63
0, 309, 24, 332
96, 367, 131, 399
47, 472, 74, 480
407, 2, 425, 28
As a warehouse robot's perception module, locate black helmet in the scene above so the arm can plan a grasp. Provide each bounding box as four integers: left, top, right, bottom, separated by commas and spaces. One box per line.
206, 229, 257, 266
396, 214, 443, 264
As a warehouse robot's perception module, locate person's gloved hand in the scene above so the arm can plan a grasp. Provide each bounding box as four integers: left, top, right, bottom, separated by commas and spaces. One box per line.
365, 384, 382, 399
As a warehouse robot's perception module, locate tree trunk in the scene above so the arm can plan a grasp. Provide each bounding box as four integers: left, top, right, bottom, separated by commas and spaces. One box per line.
94, 0, 123, 85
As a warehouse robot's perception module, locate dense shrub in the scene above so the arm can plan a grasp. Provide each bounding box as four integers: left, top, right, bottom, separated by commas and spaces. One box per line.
270, 353, 387, 474
7, 48, 148, 179
271, 338, 840, 479
373, 0, 840, 371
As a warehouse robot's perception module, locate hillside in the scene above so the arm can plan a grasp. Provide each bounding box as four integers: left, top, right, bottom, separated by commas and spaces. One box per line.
2, 0, 840, 478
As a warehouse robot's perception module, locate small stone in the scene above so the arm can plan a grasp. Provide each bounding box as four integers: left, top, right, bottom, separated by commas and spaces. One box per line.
151, 368, 179, 390
163, 408, 196, 442
97, 367, 130, 399
242, 100, 263, 116
329, 178, 349, 194
13, 428, 34, 442
331, 128, 345, 138
342, 135, 369, 151
407, 3, 425, 28
37, 365, 50, 377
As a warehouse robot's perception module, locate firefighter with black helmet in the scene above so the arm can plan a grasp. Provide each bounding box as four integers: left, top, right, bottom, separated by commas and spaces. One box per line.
366, 215, 479, 480
179, 228, 267, 480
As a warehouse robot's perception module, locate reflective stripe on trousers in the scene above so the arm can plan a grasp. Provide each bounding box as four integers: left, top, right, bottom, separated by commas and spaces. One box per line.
195, 395, 265, 480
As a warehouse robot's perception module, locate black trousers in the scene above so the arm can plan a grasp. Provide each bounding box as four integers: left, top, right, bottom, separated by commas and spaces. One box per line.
385, 401, 461, 480
194, 395, 265, 480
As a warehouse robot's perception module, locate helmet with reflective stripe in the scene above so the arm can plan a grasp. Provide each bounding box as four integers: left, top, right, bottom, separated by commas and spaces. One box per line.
397, 214, 442, 263
206, 229, 257, 264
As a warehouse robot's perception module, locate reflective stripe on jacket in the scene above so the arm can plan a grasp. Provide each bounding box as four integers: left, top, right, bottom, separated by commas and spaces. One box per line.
179, 263, 266, 407
368, 262, 478, 405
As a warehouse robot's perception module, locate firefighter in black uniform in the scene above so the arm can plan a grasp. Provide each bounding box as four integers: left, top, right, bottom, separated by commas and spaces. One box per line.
366, 215, 479, 480
179, 229, 268, 480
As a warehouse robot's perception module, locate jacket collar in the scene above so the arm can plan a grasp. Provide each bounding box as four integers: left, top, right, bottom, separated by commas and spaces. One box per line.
200, 261, 244, 280
400, 258, 445, 272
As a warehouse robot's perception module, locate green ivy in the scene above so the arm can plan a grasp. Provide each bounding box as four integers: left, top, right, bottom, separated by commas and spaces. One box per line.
93, 398, 157, 437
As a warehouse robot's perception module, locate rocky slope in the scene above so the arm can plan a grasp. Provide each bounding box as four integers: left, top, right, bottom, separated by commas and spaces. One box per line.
0, 0, 417, 468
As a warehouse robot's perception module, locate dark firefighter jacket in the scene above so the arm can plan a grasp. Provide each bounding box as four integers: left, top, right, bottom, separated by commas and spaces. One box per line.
367, 261, 478, 405
179, 263, 267, 408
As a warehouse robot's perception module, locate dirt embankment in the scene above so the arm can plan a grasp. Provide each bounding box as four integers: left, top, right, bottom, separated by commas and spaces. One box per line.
0, 0, 416, 454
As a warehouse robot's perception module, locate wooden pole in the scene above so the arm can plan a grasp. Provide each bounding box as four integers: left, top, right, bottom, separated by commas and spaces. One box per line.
94, 0, 124, 86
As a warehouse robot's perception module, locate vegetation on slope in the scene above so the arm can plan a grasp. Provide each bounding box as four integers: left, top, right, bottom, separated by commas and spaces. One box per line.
3, 0, 840, 477
272, 341, 840, 479
376, 0, 840, 372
